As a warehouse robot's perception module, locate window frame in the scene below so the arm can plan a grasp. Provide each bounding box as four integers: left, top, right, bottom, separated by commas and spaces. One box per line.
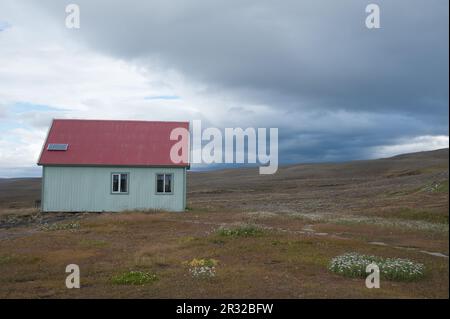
155, 173, 174, 195
111, 172, 129, 194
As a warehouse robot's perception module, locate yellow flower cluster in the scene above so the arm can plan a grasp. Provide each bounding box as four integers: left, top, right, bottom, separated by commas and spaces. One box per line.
188, 258, 218, 268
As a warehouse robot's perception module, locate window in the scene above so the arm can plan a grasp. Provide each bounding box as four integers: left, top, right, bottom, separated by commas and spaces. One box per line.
157, 174, 164, 193
111, 173, 129, 194
156, 174, 173, 194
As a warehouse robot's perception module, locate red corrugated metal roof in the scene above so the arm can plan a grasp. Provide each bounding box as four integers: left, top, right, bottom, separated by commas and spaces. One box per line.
38, 119, 189, 167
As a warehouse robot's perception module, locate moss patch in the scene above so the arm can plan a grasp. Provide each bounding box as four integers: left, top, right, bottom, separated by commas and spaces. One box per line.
111, 271, 158, 285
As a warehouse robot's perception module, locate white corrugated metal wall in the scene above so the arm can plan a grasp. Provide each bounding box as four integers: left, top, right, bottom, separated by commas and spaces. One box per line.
42, 166, 186, 212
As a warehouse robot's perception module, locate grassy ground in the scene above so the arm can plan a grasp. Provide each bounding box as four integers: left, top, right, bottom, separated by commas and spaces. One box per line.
0, 149, 448, 298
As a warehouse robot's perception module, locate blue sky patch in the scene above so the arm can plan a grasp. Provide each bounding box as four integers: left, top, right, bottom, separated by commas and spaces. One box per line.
11, 102, 65, 113
0, 20, 11, 31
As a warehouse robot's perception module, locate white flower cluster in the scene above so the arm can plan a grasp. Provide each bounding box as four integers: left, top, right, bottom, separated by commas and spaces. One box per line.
189, 266, 216, 278
329, 252, 425, 281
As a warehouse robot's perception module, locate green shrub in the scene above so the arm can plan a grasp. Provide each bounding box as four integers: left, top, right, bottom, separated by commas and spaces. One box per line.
375, 208, 449, 224
217, 224, 264, 237
41, 221, 80, 231
329, 252, 425, 281
423, 180, 449, 193
111, 271, 158, 285
434, 180, 449, 193
79, 239, 108, 248
0, 254, 41, 265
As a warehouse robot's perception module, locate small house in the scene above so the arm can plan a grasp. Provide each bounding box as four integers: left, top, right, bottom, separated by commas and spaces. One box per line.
37, 119, 189, 212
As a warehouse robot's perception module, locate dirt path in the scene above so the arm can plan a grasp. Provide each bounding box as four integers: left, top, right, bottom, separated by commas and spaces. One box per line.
164, 217, 449, 259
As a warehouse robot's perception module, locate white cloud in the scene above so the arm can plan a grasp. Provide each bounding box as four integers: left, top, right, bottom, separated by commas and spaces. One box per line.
0, 1, 447, 177
0, 127, 46, 175
0, 1, 238, 176
370, 135, 449, 159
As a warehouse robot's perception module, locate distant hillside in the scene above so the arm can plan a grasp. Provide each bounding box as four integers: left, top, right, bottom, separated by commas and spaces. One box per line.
186, 147, 448, 214
389, 148, 448, 160
0, 148, 448, 209
187, 148, 449, 188
0, 178, 41, 208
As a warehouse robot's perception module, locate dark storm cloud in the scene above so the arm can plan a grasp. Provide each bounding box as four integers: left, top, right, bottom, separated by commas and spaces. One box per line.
34, 0, 449, 162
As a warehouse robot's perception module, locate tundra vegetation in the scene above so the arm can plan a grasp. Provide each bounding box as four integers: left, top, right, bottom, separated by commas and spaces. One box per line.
111, 271, 158, 285
216, 224, 264, 237
186, 258, 218, 279
0, 149, 448, 298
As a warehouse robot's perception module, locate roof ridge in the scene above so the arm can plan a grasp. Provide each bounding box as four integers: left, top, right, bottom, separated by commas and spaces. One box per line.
52, 118, 190, 124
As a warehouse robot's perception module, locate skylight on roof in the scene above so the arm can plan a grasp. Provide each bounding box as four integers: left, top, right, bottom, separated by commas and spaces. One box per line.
47, 143, 68, 151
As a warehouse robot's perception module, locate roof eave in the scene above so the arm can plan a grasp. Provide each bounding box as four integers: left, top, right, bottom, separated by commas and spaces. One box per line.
38, 163, 190, 167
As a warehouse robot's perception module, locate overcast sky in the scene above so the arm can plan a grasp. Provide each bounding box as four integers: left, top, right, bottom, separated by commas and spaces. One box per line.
0, 0, 448, 177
